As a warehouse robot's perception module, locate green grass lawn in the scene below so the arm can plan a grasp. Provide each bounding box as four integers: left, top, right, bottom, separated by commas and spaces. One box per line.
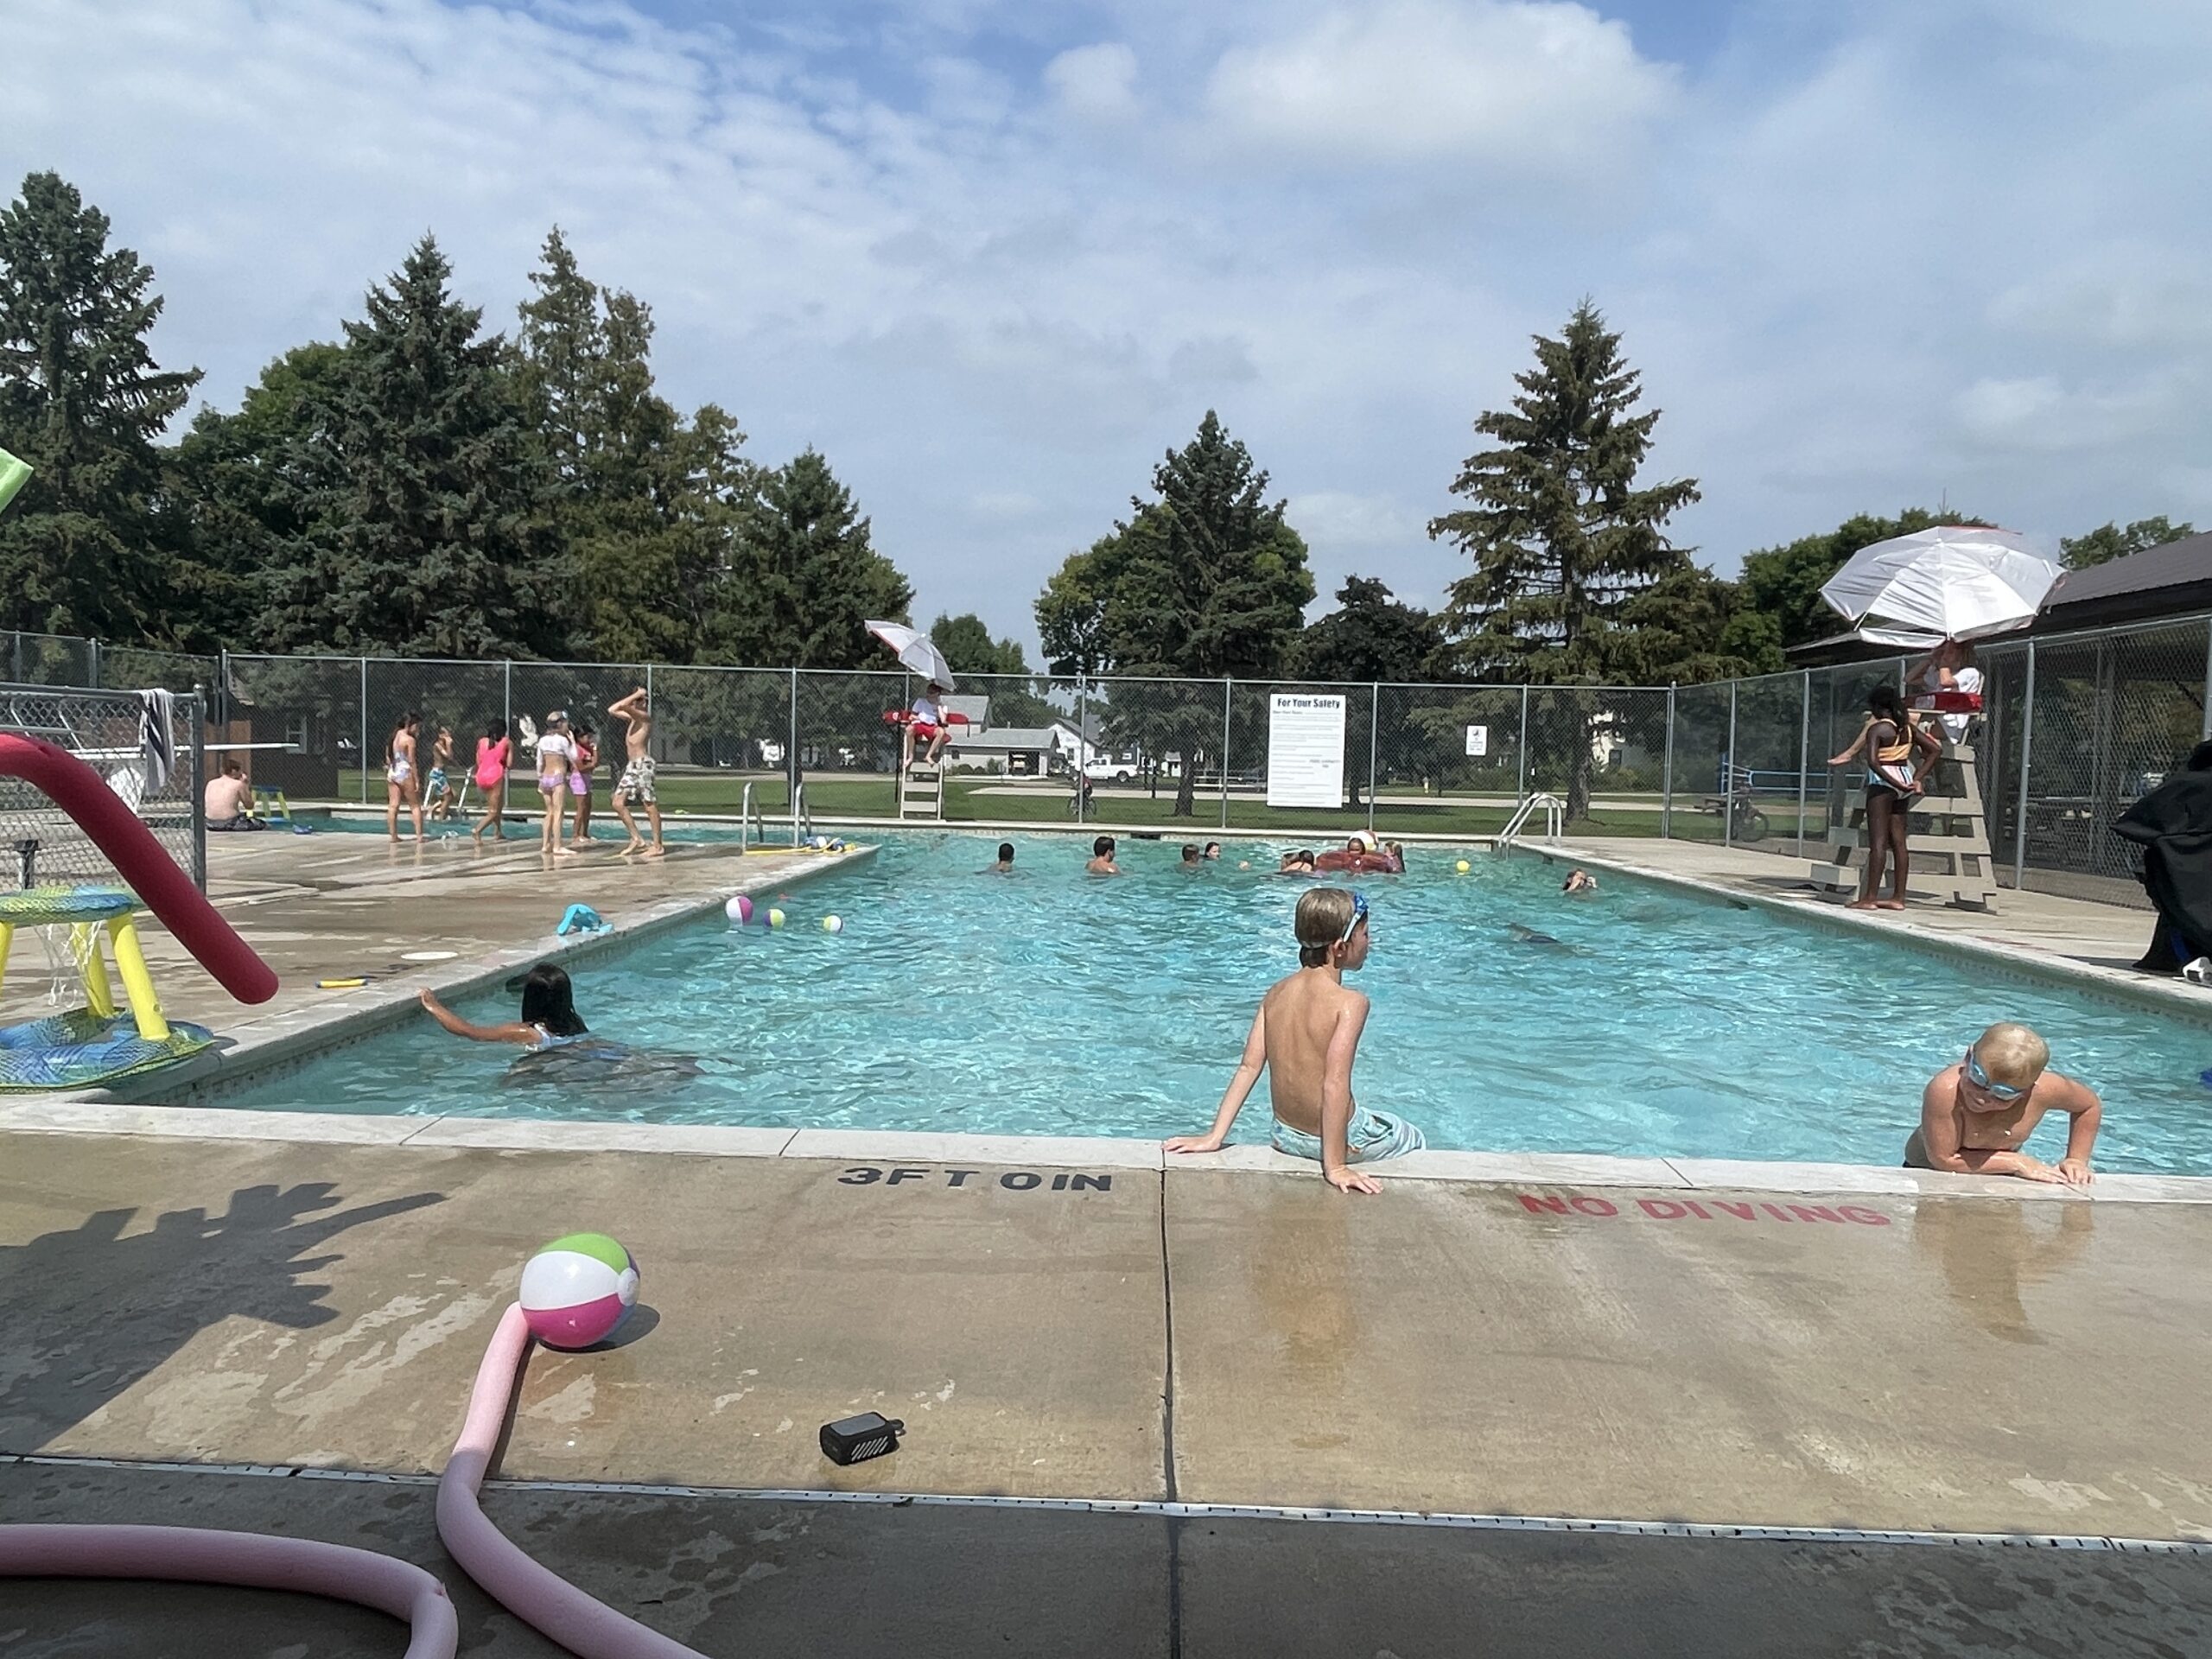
327, 768, 1821, 845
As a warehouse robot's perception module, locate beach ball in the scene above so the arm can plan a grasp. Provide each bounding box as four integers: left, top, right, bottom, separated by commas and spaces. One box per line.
1455, 860, 1471, 874
725, 894, 754, 925
767, 907, 786, 929
823, 915, 843, 934
520, 1232, 639, 1350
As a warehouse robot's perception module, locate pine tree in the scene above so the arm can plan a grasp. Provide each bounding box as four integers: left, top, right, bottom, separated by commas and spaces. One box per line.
0, 171, 202, 639
1429, 301, 1698, 816
283, 236, 563, 658
722, 448, 911, 668
1035, 411, 1314, 815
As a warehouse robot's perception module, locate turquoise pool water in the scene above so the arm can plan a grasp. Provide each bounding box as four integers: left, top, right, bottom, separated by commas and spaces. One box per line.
226, 831, 2212, 1173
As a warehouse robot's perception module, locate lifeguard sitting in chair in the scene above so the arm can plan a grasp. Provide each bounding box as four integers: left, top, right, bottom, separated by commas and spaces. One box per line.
882, 683, 968, 770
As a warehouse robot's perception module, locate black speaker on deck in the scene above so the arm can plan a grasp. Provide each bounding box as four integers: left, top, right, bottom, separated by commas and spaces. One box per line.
820, 1412, 904, 1465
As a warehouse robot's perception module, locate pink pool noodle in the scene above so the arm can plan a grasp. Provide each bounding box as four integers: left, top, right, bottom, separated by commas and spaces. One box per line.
0, 1523, 458, 1656
0, 731, 279, 1004
437, 1302, 708, 1659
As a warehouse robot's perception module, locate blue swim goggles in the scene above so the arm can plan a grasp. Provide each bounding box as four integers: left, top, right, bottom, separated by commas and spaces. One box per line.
1964, 1048, 2027, 1102
1339, 891, 1370, 942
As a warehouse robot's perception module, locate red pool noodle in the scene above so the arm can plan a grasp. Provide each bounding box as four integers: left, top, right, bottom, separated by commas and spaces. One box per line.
0, 732, 277, 1004
438, 1303, 708, 1658
0, 1523, 458, 1656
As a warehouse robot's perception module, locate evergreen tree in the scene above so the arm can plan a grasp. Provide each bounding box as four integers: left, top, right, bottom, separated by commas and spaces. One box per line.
1293, 576, 1447, 683
0, 171, 202, 640
2060, 516, 2195, 570
175, 341, 352, 648
513, 231, 732, 660
721, 448, 910, 668
1035, 410, 1313, 815
1428, 300, 1698, 816
1735, 507, 1992, 652
275, 236, 563, 658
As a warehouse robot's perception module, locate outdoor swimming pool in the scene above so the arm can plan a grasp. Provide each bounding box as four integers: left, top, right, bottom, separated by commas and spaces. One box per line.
222, 831, 2212, 1173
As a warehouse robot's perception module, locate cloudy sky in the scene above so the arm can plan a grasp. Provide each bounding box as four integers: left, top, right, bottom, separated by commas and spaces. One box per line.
10, 0, 2212, 651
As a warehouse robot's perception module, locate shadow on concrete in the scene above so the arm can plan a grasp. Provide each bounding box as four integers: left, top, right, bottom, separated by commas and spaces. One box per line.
0, 1181, 445, 1449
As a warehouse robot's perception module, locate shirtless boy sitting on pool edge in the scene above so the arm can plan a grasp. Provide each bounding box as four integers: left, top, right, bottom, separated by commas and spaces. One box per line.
1906, 1022, 2101, 1185
1166, 887, 1424, 1193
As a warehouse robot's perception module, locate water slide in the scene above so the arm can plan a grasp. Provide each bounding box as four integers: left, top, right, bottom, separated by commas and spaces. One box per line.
0, 731, 276, 1005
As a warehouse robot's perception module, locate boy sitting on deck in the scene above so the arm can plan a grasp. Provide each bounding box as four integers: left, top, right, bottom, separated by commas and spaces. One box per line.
1166, 887, 1424, 1193
1906, 1022, 2101, 1185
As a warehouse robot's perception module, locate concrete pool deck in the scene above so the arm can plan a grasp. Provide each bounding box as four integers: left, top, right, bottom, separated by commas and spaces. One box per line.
3, 1128, 2211, 1655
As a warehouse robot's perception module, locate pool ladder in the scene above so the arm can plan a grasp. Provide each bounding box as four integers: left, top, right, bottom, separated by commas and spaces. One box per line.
1496, 791, 1565, 849
740, 780, 816, 849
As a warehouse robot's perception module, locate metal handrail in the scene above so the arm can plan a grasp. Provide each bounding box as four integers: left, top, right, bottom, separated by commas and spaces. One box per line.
1496, 791, 1566, 847
791, 780, 813, 846
740, 781, 765, 849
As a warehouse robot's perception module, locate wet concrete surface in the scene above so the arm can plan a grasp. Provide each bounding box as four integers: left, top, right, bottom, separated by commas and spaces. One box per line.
1167, 1171, 2212, 1538
3, 1131, 2212, 1554
6, 1462, 2209, 1658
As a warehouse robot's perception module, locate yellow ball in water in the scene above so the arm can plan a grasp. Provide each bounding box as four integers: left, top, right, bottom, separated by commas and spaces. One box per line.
823, 915, 843, 934
767, 907, 786, 928
1455, 859, 1471, 874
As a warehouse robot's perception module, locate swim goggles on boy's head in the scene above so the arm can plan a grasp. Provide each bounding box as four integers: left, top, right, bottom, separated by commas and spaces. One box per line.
1339, 891, 1370, 942
1964, 1048, 2027, 1101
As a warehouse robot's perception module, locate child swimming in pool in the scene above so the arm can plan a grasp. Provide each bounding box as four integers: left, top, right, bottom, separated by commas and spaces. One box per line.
1906, 1021, 2101, 1185
419, 963, 592, 1051
1165, 887, 1424, 1193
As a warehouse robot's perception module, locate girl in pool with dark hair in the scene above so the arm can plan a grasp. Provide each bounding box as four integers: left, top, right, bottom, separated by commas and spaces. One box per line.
419, 963, 590, 1050
1828, 683, 1942, 911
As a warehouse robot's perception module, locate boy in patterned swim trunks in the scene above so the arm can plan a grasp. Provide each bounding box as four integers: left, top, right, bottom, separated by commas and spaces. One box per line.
1165, 887, 1423, 1193
607, 687, 664, 858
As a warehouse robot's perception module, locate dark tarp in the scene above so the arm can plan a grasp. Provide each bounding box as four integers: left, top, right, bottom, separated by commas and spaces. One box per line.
2111, 770, 2212, 963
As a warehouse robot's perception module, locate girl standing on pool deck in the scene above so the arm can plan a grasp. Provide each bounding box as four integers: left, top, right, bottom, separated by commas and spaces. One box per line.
469, 721, 512, 847
385, 712, 424, 843
1829, 683, 1942, 910
424, 727, 456, 821
535, 709, 577, 857
568, 721, 598, 845
1165, 887, 1424, 1193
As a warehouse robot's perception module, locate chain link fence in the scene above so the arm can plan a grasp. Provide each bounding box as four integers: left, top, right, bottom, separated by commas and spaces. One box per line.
1, 684, 204, 892
14, 619, 2212, 900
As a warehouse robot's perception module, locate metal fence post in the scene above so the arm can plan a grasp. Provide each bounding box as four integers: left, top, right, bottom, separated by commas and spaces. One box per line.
1367, 682, 1380, 833
1724, 680, 1738, 849
1796, 670, 1812, 857
1220, 677, 1232, 830
87, 638, 101, 689
359, 657, 369, 804
502, 658, 512, 739
2012, 640, 2037, 891
1516, 684, 1529, 803
11, 632, 22, 683
1076, 677, 1090, 824
189, 689, 207, 892
1661, 683, 1675, 837
2200, 618, 2212, 741
789, 666, 801, 835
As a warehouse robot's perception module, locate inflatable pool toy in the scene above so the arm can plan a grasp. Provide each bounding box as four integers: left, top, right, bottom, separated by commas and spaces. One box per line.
766, 906, 786, 929
822, 915, 843, 934
518, 1232, 639, 1350
725, 894, 753, 925
1456, 859, 1471, 874
0, 886, 219, 1090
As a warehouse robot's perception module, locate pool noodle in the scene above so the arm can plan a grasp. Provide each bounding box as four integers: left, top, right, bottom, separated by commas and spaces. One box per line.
0, 733, 278, 1005
437, 1302, 709, 1658
0, 1523, 458, 1657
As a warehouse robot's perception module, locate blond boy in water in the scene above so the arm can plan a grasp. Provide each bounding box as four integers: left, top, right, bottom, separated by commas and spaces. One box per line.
1906, 1022, 2101, 1185
1166, 887, 1424, 1193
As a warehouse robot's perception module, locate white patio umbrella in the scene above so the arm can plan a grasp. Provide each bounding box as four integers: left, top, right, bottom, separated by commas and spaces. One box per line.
864, 620, 957, 690
1820, 526, 2060, 645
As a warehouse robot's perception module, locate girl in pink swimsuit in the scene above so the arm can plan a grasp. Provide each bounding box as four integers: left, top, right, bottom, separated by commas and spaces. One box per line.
470, 721, 512, 847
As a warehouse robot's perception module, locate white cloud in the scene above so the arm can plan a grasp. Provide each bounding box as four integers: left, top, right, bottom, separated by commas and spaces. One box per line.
1205, 0, 1677, 169
1044, 42, 1139, 121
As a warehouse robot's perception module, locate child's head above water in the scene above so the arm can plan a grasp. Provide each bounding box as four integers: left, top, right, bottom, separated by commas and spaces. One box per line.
1181, 843, 1201, 865
1963, 1021, 2047, 1108
997, 842, 1015, 864
518, 963, 587, 1036
1294, 887, 1370, 970
1093, 835, 1116, 858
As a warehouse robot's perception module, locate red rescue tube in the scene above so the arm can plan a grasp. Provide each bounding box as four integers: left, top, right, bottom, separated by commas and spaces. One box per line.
0, 732, 276, 1004
437, 1304, 707, 1658
0, 1524, 458, 1657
